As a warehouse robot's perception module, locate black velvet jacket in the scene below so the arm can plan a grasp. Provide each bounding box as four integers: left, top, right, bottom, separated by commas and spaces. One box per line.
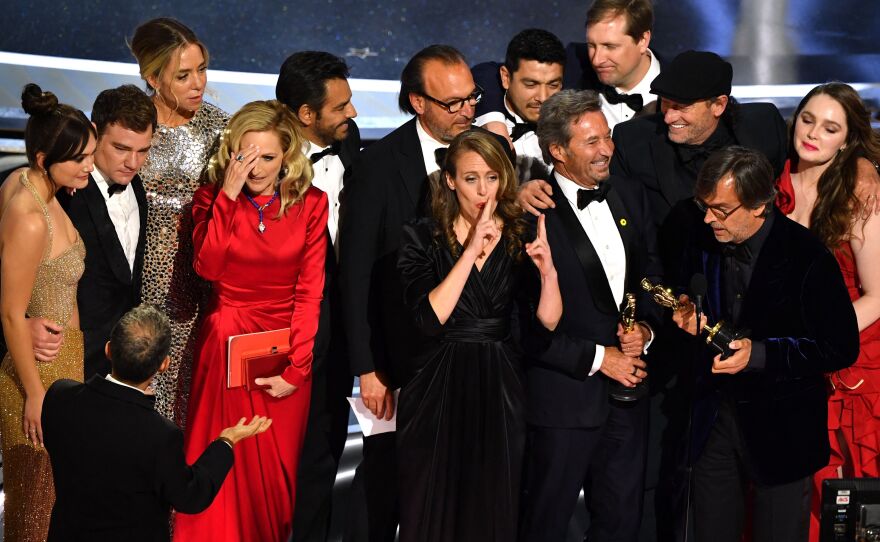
676, 207, 859, 485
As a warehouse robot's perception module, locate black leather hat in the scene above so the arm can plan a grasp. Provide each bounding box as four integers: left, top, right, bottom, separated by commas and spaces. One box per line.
650, 50, 733, 103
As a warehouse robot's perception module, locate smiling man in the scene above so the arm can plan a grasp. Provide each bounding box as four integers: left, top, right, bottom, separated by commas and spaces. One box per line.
519, 89, 663, 542
58, 85, 155, 379
611, 50, 787, 231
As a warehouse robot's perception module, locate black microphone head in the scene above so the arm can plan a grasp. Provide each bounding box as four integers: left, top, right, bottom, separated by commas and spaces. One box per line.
690, 273, 708, 298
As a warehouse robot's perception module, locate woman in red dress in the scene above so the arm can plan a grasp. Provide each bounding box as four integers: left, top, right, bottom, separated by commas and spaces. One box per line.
774, 83, 880, 541
173, 100, 327, 541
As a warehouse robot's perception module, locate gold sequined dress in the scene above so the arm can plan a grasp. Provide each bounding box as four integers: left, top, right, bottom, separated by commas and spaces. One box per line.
0, 172, 85, 542
139, 102, 228, 424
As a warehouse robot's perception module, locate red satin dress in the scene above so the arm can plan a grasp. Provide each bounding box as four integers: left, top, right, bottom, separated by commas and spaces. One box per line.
173, 185, 327, 542
776, 161, 880, 541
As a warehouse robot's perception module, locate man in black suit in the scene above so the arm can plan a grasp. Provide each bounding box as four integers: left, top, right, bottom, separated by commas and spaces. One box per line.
610, 50, 787, 232
276, 50, 359, 542
519, 89, 662, 542
58, 84, 153, 378
338, 44, 506, 542
670, 147, 859, 541
42, 305, 271, 541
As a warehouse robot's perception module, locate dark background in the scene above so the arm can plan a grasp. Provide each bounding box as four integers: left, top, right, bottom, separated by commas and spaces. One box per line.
3, 0, 880, 84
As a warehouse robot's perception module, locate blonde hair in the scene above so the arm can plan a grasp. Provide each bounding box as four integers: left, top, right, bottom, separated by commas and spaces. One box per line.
206, 100, 313, 217
129, 17, 209, 109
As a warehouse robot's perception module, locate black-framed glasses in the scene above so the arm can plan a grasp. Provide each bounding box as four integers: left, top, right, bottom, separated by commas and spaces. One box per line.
421, 85, 483, 113
693, 197, 743, 220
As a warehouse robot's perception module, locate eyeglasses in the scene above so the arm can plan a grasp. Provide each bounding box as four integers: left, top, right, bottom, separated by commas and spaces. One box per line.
421, 85, 483, 114
693, 197, 743, 220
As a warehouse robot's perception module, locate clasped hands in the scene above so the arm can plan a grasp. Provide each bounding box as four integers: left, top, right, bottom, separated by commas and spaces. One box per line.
671, 294, 752, 375
600, 323, 650, 388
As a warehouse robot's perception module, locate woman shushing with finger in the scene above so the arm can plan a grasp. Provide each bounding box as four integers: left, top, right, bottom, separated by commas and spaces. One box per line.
396, 129, 562, 542
173, 100, 325, 542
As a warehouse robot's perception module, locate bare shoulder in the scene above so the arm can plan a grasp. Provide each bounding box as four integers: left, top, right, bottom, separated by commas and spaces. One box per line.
855, 157, 880, 195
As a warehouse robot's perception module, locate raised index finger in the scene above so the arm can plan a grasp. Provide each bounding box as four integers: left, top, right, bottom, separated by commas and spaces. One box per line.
537, 213, 547, 241
480, 198, 494, 223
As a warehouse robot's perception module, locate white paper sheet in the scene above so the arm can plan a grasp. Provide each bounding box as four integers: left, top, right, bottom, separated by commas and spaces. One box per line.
347, 389, 399, 436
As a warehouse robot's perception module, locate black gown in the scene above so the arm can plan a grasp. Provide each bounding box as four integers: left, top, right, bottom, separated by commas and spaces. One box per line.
396, 218, 532, 542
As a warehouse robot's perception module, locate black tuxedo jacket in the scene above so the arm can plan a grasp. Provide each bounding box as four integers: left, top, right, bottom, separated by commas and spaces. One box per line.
676, 208, 859, 485
42, 375, 233, 541
524, 173, 663, 428
314, 119, 360, 378
610, 102, 787, 230
58, 175, 147, 378
338, 118, 510, 386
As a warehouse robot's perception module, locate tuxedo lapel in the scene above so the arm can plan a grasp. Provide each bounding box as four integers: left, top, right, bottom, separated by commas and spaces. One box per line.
393, 119, 430, 210
82, 176, 132, 285
131, 175, 147, 294
550, 178, 617, 315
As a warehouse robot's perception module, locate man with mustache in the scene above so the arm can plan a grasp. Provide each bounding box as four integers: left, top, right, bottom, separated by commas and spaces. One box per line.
276, 50, 360, 542
473, 28, 566, 184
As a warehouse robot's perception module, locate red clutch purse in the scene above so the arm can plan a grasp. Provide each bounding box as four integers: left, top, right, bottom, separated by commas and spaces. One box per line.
227, 329, 290, 389
243, 349, 290, 391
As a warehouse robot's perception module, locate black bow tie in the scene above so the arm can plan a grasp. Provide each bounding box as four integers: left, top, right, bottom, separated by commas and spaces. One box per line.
511, 122, 537, 142
310, 144, 339, 164
434, 147, 448, 171
601, 85, 644, 112
107, 183, 127, 197
576, 183, 610, 209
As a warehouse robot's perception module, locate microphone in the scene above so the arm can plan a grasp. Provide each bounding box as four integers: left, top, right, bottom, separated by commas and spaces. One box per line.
690, 273, 707, 317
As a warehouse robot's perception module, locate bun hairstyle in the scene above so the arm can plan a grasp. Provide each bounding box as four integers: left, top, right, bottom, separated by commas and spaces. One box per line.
21, 83, 59, 115
21, 83, 96, 192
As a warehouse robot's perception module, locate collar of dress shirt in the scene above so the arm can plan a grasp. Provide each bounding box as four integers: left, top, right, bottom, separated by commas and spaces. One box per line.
615, 49, 661, 104
106, 373, 148, 395
554, 170, 605, 208
304, 138, 334, 161
91, 167, 113, 201
416, 116, 448, 174
503, 95, 525, 125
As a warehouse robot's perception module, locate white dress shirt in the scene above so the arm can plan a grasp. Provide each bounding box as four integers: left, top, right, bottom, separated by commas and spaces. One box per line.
601, 50, 661, 131
92, 168, 139, 271
474, 98, 551, 182
305, 140, 346, 247
106, 373, 148, 395
555, 171, 628, 376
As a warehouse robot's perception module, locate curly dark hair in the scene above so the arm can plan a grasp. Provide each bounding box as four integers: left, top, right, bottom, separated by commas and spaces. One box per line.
789, 82, 880, 249
430, 130, 525, 259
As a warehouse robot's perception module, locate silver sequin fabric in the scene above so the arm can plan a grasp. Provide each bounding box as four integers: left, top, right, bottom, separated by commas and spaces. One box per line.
139, 102, 228, 424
